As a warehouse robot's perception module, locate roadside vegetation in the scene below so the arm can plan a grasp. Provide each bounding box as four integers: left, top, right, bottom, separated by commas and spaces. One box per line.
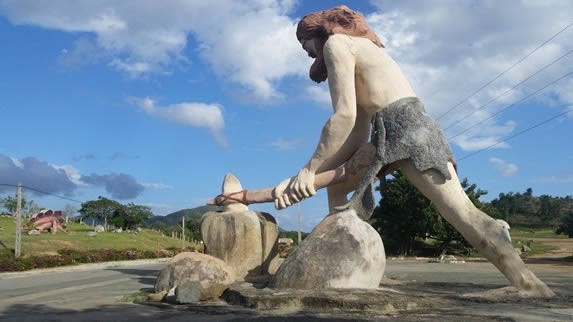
0, 174, 571, 271
0, 216, 198, 272
371, 171, 573, 257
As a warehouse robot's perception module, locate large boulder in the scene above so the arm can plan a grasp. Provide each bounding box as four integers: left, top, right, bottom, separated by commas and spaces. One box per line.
201, 210, 280, 279
154, 252, 236, 301
273, 209, 385, 289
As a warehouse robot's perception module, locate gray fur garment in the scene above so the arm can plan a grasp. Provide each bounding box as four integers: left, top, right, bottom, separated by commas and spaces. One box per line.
340, 96, 455, 221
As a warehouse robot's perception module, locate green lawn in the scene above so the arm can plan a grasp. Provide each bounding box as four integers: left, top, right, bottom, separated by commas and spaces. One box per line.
0, 216, 196, 258
510, 226, 567, 239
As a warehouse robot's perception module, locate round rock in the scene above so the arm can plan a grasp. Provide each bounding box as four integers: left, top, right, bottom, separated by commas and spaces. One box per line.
273, 209, 385, 289
155, 252, 236, 301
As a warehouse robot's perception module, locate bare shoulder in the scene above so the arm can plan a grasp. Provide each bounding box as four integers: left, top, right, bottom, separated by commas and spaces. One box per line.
323, 34, 354, 62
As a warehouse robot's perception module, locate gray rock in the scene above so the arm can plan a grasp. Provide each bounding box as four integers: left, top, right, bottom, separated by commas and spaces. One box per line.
94, 225, 105, 233
155, 252, 235, 301
273, 209, 385, 289
521, 244, 532, 253
87, 231, 97, 237
175, 281, 201, 304
201, 210, 279, 279
27, 229, 40, 235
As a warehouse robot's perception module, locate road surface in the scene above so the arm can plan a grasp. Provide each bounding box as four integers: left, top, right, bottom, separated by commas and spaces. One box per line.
0, 258, 571, 321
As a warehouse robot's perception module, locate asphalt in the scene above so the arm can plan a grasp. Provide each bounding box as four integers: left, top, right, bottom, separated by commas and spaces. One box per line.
0, 258, 571, 321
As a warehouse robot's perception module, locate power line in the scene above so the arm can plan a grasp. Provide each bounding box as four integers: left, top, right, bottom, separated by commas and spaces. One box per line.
448, 71, 572, 140
442, 49, 573, 132
0, 183, 83, 204
436, 22, 573, 121
457, 108, 573, 162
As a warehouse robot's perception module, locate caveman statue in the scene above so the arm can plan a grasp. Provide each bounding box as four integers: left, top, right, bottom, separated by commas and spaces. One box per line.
210, 5, 554, 297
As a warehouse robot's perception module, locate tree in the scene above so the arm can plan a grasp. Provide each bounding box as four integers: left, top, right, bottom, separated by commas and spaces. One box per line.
371, 171, 438, 256
62, 204, 78, 219
555, 211, 573, 238
371, 171, 495, 256
110, 203, 153, 230
79, 197, 122, 228
537, 195, 561, 224
184, 216, 202, 242
0, 195, 41, 217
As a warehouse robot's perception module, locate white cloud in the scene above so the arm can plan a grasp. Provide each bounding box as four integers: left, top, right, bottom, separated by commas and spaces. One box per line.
52, 164, 89, 187
305, 85, 331, 106
539, 172, 573, 184
2, 1, 572, 122
0, 154, 151, 199
366, 1, 573, 151
0, 0, 308, 100
142, 182, 173, 190
489, 157, 518, 177
450, 120, 516, 151
269, 137, 303, 150
129, 96, 226, 145
9, 157, 24, 169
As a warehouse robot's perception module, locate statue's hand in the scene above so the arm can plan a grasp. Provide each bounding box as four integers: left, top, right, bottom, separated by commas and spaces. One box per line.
272, 169, 316, 210
290, 168, 317, 200
273, 177, 295, 210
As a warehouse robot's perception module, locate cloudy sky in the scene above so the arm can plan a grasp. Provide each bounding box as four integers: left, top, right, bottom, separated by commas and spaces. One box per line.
0, 1, 572, 231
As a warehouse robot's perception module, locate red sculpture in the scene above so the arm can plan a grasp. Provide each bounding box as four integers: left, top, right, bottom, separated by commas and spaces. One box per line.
29, 209, 67, 233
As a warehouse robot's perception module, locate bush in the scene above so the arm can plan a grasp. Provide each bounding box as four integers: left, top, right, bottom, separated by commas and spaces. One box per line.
0, 247, 195, 272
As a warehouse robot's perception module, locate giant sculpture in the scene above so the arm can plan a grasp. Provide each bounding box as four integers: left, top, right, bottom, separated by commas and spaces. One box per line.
29, 209, 67, 233
210, 5, 554, 297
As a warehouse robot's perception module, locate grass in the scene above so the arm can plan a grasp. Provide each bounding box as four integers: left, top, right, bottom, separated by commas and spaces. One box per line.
0, 216, 197, 258
510, 226, 568, 239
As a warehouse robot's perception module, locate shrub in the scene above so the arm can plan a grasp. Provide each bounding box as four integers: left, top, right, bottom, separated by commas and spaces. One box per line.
0, 247, 195, 272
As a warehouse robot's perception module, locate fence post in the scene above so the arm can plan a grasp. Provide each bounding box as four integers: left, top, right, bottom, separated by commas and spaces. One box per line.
14, 183, 22, 258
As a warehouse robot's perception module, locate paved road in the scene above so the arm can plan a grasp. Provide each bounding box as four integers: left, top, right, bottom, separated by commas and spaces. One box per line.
0, 258, 571, 321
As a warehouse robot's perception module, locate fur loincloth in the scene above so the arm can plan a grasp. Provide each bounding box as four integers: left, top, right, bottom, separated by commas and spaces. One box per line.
341, 97, 455, 220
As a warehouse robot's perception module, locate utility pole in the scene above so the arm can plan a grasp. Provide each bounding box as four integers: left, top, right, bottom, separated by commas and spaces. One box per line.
14, 183, 22, 258
297, 203, 302, 244
181, 216, 185, 248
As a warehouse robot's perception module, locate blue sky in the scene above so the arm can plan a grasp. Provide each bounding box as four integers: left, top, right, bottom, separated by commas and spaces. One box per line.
0, 1, 571, 231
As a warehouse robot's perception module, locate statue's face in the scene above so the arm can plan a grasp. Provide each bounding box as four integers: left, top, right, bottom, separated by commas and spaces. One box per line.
300, 38, 317, 58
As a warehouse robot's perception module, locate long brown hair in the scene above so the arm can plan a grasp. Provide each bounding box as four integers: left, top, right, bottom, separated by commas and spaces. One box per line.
296, 5, 383, 83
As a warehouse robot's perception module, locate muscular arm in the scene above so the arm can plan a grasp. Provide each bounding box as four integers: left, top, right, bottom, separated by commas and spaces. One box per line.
283, 36, 370, 202
306, 37, 359, 174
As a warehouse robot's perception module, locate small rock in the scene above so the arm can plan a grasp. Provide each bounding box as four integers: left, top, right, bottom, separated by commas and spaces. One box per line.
155, 252, 236, 301
148, 290, 167, 302
175, 281, 201, 304
94, 225, 105, 233
87, 231, 97, 237
521, 244, 531, 253
27, 229, 40, 236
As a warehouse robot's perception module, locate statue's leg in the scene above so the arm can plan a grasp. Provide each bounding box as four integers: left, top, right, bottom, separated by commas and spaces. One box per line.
326, 175, 361, 211
326, 142, 377, 212
397, 159, 554, 298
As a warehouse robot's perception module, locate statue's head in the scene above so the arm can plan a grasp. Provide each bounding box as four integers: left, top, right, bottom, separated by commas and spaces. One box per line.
296, 5, 383, 83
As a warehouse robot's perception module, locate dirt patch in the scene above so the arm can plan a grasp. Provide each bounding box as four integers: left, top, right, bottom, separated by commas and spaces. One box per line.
527, 237, 573, 258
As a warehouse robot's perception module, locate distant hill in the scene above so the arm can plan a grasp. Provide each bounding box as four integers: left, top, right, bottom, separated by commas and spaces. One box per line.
146, 206, 304, 233
146, 205, 221, 227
